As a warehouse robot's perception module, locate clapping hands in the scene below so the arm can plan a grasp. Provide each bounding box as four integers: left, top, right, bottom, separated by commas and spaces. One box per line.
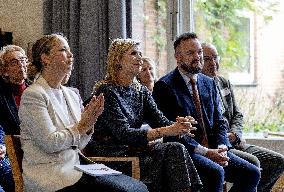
78, 93, 104, 134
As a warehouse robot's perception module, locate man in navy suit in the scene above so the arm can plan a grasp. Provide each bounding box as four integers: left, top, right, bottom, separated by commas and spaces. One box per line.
153, 32, 260, 192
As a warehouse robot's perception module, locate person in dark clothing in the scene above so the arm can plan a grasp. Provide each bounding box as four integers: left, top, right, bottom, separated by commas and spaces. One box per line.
152, 32, 261, 192
0, 45, 30, 135
84, 38, 202, 192
201, 42, 284, 192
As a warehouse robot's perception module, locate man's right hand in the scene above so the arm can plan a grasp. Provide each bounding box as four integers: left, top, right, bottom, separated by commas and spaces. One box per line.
227, 132, 237, 144
205, 148, 230, 167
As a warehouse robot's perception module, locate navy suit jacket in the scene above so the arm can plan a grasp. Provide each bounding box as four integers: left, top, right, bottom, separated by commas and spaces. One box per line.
153, 68, 231, 153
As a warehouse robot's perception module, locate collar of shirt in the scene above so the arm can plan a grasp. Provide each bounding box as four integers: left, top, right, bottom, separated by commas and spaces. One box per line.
178, 68, 199, 95
178, 68, 198, 86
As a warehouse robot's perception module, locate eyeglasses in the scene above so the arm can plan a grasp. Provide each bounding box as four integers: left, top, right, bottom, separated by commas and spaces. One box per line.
203, 55, 220, 63
8, 57, 29, 66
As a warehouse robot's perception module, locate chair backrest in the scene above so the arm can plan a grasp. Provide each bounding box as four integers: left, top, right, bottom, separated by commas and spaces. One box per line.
4, 135, 24, 192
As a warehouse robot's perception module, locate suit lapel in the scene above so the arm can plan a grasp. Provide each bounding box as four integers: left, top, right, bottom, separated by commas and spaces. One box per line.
172, 69, 197, 117
61, 86, 80, 123
214, 77, 226, 114
196, 76, 208, 120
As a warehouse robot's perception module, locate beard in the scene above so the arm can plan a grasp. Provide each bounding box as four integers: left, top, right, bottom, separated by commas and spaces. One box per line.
180, 60, 203, 74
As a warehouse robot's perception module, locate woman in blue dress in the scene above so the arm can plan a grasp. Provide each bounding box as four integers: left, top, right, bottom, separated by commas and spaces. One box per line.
84, 38, 202, 192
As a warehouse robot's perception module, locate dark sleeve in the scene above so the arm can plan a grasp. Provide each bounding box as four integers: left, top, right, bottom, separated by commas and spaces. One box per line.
227, 80, 244, 138
95, 87, 148, 147
212, 81, 232, 148
153, 81, 200, 152
152, 81, 181, 121
0, 125, 4, 145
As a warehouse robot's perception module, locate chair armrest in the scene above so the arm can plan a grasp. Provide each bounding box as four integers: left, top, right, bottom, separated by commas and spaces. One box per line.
88, 156, 140, 180
5, 135, 24, 192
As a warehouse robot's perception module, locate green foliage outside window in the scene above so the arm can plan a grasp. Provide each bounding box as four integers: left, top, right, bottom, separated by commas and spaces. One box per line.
238, 89, 284, 133
152, 0, 167, 51
194, 0, 279, 75
194, 0, 283, 133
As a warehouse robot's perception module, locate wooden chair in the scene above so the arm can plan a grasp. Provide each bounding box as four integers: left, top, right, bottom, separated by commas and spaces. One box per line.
4, 134, 140, 192
87, 156, 140, 180
271, 172, 284, 192
4, 135, 24, 192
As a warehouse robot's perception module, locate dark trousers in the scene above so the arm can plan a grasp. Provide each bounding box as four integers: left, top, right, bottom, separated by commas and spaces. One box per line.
57, 173, 148, 192
0, 158, 15, 192
191, 151, 261, 192
243, 144, 284, 192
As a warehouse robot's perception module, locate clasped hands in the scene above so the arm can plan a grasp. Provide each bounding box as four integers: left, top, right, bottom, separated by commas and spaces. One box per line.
169, 116, 197, 137
77, 93, 104, 134
205, 146, 230, 167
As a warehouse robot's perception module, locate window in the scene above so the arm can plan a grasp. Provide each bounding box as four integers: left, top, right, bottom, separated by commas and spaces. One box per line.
131, 0, 193, 78
131, 0, 284, 134
193, 1, 256, 85
227, 12, 256, 86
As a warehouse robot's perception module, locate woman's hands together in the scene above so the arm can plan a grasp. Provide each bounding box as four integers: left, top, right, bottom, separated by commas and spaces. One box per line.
168, 116, 197, 137
147, 116, 197, 141
77, 93, 104, 134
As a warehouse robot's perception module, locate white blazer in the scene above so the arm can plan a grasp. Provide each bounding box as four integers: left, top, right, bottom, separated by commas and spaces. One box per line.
19, 76, 92, 192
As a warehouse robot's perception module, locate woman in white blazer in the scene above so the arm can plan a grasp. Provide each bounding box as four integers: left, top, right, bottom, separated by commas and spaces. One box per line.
19, 33, 148, 192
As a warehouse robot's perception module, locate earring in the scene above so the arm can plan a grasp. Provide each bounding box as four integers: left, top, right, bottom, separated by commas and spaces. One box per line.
116, 64, 122, 70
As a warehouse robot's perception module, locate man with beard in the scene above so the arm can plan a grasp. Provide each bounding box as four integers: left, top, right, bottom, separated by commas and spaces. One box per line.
201, 42, 284, 192
0, 45, 30, 135
152, 32, 260, 192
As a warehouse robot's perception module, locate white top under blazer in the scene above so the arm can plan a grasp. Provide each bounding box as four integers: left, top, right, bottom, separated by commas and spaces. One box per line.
19, 76, 92, 192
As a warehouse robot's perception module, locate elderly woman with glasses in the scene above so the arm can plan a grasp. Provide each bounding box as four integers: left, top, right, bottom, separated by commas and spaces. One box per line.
0, 45, 30, 136
84, 38, 202, 192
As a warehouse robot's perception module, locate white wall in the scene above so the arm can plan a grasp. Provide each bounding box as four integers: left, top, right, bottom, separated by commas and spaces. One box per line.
0, 0, 44, 51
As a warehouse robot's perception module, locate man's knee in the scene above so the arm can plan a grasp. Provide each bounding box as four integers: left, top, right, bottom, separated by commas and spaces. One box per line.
211, 164, 225, 180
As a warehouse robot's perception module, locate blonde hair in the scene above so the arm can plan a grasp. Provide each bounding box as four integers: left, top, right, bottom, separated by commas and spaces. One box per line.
94, 38, 140, 91
141, 57, 157, 80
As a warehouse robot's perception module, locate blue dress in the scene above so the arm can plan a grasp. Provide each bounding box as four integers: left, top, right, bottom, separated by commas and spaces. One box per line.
0, 125, 15, 192
85, 83, 202, 192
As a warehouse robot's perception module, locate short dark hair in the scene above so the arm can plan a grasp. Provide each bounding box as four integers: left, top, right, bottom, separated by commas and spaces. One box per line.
174, 32, 198, 50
